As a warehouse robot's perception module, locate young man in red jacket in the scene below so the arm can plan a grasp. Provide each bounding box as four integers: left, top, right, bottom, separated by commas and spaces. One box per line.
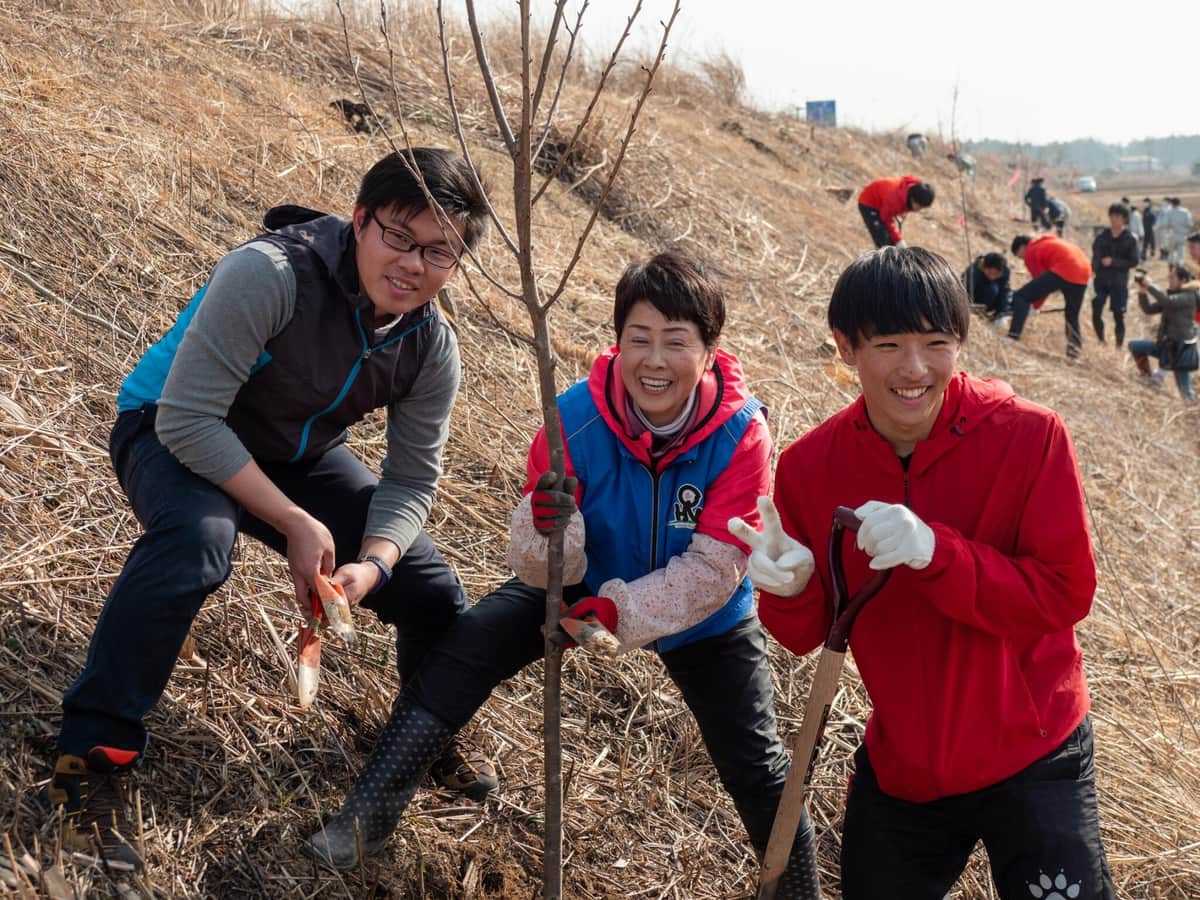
735, 247, 1114, 899
857, 175, 935, 248
1007, 233, 1092, 358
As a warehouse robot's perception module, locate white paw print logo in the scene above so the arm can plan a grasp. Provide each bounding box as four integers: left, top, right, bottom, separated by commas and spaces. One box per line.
1027, 869, 1081, 899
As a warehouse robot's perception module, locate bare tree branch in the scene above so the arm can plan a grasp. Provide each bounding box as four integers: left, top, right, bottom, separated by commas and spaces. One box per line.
543, 1, 680, 312
529, 0, 568, 125
465, 0, 518, 157
436, 0, 521, 259
336, 0, 522, 311
531, 0, 643, 207
533, 1, 588, 164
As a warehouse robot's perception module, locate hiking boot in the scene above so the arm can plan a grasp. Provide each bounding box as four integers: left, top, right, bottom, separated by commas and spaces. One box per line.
47, 748, 144, 873
303, 699, 454, 871
430, 735, 498, 802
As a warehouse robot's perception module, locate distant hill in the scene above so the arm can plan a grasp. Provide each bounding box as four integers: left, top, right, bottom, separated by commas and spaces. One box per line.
967, 134, 1200, 173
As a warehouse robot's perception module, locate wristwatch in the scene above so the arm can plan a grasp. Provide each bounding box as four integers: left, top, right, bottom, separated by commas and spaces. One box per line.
357, 555, 393, 594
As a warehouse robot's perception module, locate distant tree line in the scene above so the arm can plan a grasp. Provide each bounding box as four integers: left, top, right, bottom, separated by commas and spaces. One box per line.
966, 134, 1200, 172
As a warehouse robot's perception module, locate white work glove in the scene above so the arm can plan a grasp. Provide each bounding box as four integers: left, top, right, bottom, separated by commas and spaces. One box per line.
894, 239, 908, 249
728, 496, 815, 597
854, 501, 935, 571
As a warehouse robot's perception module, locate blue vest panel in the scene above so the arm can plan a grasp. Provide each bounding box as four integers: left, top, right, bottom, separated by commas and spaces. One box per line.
557, 379, 760, 653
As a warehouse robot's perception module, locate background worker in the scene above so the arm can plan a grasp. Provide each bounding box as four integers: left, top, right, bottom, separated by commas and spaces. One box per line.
1007, 233, 1092, 359
1043, 196, 1071, 236
1164, 198, 1195, 264
739, 246, 1114, 900
1024, 176, 1048, 230
857, 175, 935, 248
1123, 196, 1144, 250
47, 149, 494, 873
1090, 203, 1140, 347
1142, 198, 1157, 260
1129, 266, 1199, 400
962, 251, 1013, 325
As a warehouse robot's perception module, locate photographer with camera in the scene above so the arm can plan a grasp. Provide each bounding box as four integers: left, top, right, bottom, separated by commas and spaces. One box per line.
1129, 265, 1199, 400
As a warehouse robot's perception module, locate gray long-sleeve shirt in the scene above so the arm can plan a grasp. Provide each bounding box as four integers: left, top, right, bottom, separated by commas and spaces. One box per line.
155, 241, 460, 555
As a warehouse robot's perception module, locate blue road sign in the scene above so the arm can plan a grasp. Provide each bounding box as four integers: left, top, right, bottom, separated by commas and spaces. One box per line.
806, 100, 836, 127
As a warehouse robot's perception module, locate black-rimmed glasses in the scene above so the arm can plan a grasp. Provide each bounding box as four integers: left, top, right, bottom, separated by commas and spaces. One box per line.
368, 211, 459, 269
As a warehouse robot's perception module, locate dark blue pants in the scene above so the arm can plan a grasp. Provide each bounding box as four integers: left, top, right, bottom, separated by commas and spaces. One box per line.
403, 576, 791, 853
1008, 271, 1087, 356
58, 405, 468, 757
859, 203, 896, 248
841, 717, 1114, 900
1091, 279, 1129, 346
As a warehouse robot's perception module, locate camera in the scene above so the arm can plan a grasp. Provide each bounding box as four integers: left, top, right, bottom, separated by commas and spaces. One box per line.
1133, 268, 1148, 284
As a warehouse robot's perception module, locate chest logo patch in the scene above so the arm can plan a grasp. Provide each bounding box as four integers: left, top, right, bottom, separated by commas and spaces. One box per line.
669, 483, 703, 528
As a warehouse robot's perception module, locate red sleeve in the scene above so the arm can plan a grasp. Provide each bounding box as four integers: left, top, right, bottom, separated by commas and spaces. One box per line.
694, 411, 771, 551
918, 414, 1096, 638
754, 442, 833, 658
523, 425, 581, 502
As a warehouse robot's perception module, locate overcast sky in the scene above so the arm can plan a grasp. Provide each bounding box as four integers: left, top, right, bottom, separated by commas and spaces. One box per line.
464, 0, 1188, 145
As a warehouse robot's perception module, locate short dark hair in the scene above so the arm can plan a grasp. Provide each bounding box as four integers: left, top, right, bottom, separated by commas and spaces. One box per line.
1187, 231, 1200, 244
828, 246, 969, 347
355, 148, 490, 250
907, 182, 935, 209
981, 251, 1007, 271
1011, 235, 1033, 255
1108, 203, 1129, 222
1170, 197, 1181, 206
614, 251, 725, 347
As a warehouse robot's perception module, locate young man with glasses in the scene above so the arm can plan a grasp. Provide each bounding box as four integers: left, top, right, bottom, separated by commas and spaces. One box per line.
46, 149, 494, 873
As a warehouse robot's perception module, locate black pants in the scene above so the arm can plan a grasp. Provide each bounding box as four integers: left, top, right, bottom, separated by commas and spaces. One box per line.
1008, 272, 1087, 356
1091, 278, 1129, 346
859, 203, 896, 248
404, 576, 791, 852
59, 406, 468, 756
841, 717, 1114, 900
1143, 229, 1155, 258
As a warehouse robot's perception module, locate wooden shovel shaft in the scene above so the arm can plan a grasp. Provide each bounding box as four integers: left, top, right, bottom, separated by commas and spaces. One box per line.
757, 647, 848, 899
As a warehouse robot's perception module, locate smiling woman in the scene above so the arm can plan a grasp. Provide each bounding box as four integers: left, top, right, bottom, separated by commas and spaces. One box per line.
613, 254, 722, 428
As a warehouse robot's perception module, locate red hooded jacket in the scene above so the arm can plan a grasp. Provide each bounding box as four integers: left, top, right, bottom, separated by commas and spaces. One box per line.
759, 373, 1096, 802
858, 176, 922, 244
1022, 234, 1091, 291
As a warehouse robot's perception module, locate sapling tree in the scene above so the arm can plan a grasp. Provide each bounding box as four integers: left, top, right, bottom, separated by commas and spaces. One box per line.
338, 1, 679, 895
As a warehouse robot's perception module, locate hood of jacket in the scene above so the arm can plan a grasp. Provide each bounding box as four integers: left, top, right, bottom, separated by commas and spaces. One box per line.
261, 205, 378, 319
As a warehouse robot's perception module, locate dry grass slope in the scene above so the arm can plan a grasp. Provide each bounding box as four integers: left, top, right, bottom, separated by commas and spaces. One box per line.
0, 1, 1197, 897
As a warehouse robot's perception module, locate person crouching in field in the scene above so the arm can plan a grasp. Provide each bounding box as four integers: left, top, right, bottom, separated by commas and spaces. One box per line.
1007, 233, 1092, 358
857, 175, 935, 249
46, 149, 495, 873
304, 252, 823, 897
1129, 265, 1199, 400
736, 247, 1115, 899
962, 250, 1012, 325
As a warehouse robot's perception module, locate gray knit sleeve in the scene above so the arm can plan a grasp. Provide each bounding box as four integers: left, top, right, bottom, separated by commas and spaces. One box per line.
365, 314, 461, 555
155, 243, 296, 483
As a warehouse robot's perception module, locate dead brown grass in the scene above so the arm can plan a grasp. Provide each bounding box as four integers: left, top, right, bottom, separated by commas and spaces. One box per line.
0, 1, 1197, 897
